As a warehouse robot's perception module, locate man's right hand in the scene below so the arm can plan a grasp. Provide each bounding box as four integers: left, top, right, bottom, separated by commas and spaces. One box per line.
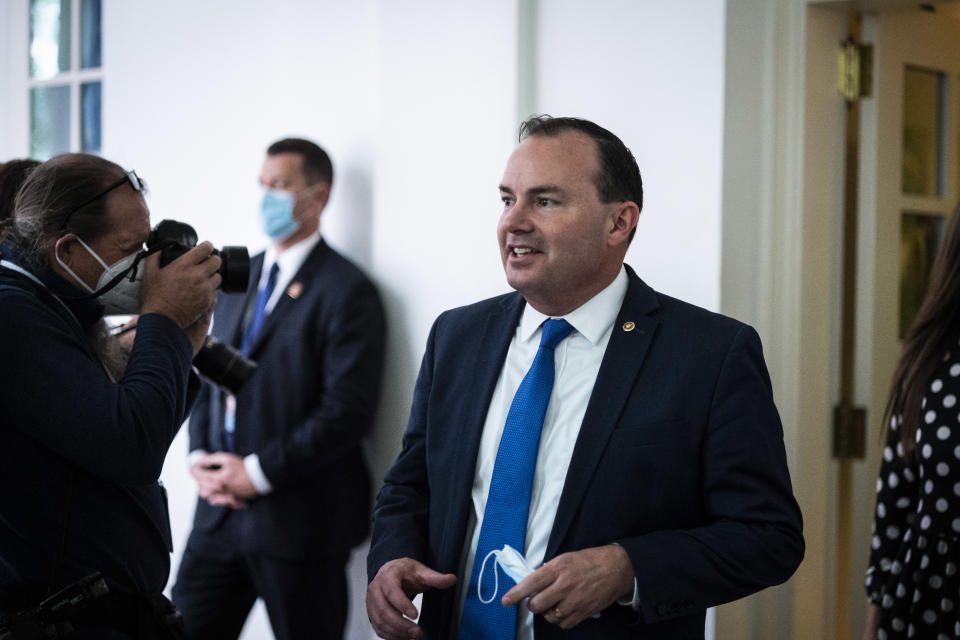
366, 558, 456, 640
140, 242, 221, 353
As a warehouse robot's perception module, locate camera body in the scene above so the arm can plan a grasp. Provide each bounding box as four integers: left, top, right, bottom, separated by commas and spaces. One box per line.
0, 573, 108, 640
145, 220, 256, 393
146, 219, 250, 293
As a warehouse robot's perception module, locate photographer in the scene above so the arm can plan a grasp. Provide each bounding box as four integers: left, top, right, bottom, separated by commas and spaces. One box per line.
0, 153, 220, 639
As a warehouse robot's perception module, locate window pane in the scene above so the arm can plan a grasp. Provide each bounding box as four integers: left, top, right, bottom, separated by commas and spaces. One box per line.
900, 211, 946, 338
81, 81, 102, 154
29, 0, 72, 80
902, 66, 945, 196
30, 85, 71, 161
80, 0, 101, 69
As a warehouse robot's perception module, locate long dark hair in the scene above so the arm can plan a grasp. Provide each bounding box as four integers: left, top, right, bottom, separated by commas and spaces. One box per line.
9, 153, 126, 270
885, 200, 960, 453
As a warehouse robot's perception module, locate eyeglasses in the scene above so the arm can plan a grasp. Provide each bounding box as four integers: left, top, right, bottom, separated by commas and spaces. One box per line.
60, 170, 146, 231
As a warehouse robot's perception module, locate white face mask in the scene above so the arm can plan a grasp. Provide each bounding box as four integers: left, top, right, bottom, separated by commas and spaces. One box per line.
475, 544, 601, 618
477, 544, 534, 604
56, 236, 145, 315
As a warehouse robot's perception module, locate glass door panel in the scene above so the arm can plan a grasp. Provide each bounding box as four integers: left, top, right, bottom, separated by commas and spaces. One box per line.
29, 0, 71, 80
30, 85, 71, 159
902, 66, 945, 196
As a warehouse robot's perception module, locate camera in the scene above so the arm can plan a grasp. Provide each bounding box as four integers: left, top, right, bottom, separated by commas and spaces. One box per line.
146, 219, 251, 293
193, 335, 256, 395
0, 573, 108, 640
145, 220, 256, 393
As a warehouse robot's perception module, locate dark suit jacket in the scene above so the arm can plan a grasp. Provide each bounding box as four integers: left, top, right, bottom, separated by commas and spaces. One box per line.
368, 265, 803, 639
189, 239, 386, 557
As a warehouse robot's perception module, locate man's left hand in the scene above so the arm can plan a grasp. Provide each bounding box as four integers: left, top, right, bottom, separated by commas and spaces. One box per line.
502, 544, 635, 630
201, 452, 258, 502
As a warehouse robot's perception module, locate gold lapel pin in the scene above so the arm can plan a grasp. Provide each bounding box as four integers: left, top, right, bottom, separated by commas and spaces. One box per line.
622, 321, 636, 332
286, 282, 303, 299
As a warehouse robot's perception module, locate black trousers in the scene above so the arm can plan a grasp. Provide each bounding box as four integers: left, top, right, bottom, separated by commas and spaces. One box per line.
171, 520, 349, 640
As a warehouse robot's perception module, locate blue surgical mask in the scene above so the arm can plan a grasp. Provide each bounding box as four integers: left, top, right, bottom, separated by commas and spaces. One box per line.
259, 188, 299, 240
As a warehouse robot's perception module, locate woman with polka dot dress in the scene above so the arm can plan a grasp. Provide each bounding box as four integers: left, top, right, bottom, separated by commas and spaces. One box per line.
865, 204, 960, 640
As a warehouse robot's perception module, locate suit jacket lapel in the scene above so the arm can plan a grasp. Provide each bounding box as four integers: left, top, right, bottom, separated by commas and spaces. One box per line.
441, 293, 525, 564
545, 266, 661, 559
219, 253, 262, 347
248, 240, 329, 356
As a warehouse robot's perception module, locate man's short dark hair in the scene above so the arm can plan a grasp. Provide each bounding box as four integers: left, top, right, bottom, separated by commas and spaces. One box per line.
267, 138, 333, 187
519, 115, 643, 241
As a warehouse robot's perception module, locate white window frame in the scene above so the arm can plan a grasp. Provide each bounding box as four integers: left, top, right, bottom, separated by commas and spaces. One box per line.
27, 0, 103, 156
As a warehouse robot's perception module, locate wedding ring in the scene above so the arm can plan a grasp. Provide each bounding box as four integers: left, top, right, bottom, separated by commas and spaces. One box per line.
554, 606, 564, 619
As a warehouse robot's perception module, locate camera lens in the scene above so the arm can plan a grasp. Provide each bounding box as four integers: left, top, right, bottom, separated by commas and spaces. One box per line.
147, 220, 251, 293
216, 246, 251, 294
193, 336, 256, 393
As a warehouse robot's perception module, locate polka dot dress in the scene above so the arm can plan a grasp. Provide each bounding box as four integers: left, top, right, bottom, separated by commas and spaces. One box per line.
866, 345, 960, 639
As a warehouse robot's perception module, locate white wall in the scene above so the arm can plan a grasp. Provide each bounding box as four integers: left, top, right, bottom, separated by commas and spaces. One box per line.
1, 1, 30, 157
102, 2, 382, 638
0, 2, 726, 639
536, 0, 725, 312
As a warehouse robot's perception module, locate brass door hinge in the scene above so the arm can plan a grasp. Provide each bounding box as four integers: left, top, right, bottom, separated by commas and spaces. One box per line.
838, 38, 873, 102
833, 403, 867, 458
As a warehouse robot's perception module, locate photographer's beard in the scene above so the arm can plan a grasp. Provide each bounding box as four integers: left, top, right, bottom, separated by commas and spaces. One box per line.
87, 319, 131, 383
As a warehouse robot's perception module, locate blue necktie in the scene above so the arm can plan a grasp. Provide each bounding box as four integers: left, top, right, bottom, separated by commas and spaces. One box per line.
459, 318, 575, 640
241, 261, 279, 356
226, 262, 278, 451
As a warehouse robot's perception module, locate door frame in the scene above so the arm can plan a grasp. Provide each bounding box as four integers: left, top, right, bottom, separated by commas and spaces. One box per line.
720, 1, 860, 638
722, 1, 960, 638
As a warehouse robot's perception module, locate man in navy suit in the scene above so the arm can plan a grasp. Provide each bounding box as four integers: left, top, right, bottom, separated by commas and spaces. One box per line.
173, 138, 386, 640
366, 117, 803, 639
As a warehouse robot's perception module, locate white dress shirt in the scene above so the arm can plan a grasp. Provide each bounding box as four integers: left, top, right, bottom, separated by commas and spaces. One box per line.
456, 266, 628, 640
188, 232, 323, 494
258, 232, 321, 314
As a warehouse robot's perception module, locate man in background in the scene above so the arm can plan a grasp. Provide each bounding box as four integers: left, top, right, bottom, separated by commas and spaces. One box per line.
173, 138, 386, 640
366, 116, 803, 639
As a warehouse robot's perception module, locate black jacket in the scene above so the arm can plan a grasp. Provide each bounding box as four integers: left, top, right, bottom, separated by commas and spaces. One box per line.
0, 241, 199, 607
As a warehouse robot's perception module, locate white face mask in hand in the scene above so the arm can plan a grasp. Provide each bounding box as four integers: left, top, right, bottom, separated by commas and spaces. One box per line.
477, 545, 602, 619
477, 544, 534, 604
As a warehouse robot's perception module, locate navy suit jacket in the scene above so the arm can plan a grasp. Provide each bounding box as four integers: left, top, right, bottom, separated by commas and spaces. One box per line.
368, 265, 803, 639
189, 239, 386, 557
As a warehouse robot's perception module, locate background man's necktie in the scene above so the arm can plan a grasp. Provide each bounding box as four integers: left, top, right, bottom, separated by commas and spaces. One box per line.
241, 261, 279, 356
459, 318, 575, 640
226, 261, 279, 451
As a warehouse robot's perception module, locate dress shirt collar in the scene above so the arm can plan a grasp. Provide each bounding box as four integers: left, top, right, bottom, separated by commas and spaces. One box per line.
261, 231, 321, 284
517, 265, 628, 345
